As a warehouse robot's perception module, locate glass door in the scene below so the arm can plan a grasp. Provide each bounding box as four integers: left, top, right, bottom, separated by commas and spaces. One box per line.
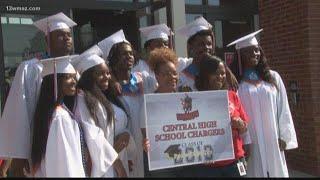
206, 15, 253, 66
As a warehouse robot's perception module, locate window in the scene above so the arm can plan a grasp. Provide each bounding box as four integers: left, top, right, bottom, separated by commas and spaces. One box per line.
208, 0, 220, 6
1, 17, 7, 24
186, 13, 203, 24
214, 20, 223, 48
1, 14, 48, 105
139, 16, 149, 49
185, 0, 202, 5
20, 18, 33, 25
138, 12, 153, 55
78, 22, 95, 51
8, 17, 20, 24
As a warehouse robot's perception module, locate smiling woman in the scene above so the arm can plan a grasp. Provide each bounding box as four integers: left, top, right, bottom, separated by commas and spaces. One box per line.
142, 48, 182, 177
100, 30, 157, 177
74, 53, 128, 178
228, 30, 298, 177
30, 56, 95, 177
192, 54, 249, 178
148, 48, 178, 93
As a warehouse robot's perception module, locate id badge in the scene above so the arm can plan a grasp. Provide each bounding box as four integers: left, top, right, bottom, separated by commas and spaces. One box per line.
237, 161, 247, 176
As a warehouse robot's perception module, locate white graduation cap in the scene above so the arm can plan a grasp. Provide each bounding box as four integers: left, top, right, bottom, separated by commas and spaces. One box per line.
227, 29, 263, 50
176, 16, 212, 40
72, 53, 105, 75
83, 44, 103, 57
226, 29, 263, 76
140, 24, 172, 41
97, 29, 129, 60
70, 45, 103, 79
71, 44, 103, 65
33, 12, 77, 35
41, 55, 77, 78
41, 55, 78, 100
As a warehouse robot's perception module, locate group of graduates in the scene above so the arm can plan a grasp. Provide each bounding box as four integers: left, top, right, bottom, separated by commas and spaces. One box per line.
0, 12, 298, 177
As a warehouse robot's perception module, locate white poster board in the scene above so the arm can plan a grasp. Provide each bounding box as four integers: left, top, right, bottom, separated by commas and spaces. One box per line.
144, 90, 234, 171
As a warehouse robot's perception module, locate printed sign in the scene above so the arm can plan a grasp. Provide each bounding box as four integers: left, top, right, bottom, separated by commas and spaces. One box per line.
224, 52, 235, 66
144, 90, 234, 171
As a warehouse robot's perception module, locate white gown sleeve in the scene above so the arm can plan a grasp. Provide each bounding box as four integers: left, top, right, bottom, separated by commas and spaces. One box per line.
177, 57, 193, 72
140, 71, 157, 129
132, 59, 146, 73
75, 94, 118, 177
126, 135, 138, 160
45, 110, 85, 177
274, 71, 298, 150
81, 120, 118, 177
141, 71, 158, 94
0, 59, 40, 159
116, 134, 138, 176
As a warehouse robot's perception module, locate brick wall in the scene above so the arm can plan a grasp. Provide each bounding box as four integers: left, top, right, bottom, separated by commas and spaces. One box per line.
259, 0, 320, 176
308, 0, 320, 174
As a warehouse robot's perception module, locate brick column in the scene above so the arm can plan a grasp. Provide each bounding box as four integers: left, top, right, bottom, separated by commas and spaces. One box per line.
259, 0, 320, 176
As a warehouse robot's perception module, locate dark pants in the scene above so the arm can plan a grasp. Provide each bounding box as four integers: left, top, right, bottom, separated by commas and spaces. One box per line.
174, 164, 201, 177
143, 152, 178, 177
144, 151, 246, 177
173, 158, 247, 177
194, 158, 247, 177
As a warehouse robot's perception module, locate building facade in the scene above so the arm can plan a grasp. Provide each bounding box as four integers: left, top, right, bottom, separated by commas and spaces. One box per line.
258, 0, 320, 176
0, 0, 317, 176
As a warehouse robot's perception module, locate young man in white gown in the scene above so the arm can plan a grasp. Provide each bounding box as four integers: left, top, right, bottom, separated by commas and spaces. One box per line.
133, 24, 192, 78
0, 12, 77, 176
176, 17, 238, 92
98, 30, 157, 177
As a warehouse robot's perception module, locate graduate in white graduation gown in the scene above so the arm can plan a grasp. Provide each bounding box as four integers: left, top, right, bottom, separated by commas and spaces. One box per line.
0, 13, 78, 175
112, 103, 138, 175
35, 98, 118, 177
31, 56, 118, 177
176, 16, 238, 92
238, 71, 298, 177
34, 104, 86, 177
72, 52, 136, 177
97, 30, 157, 177
132, 24, 171, 78
117, 71, 156, 177
75, 93, 137, 177
75, 92, 129, 177
0, 59, 42, 159
227, 29, 298, 177
133, 24, 192, 81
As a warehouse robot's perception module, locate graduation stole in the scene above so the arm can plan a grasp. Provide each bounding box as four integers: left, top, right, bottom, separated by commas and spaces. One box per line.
242, 68, 262, 86
182, 63, 199, 80
121, 72, 144, 96
243, 68, 260, 81
60, 104, 91, 177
